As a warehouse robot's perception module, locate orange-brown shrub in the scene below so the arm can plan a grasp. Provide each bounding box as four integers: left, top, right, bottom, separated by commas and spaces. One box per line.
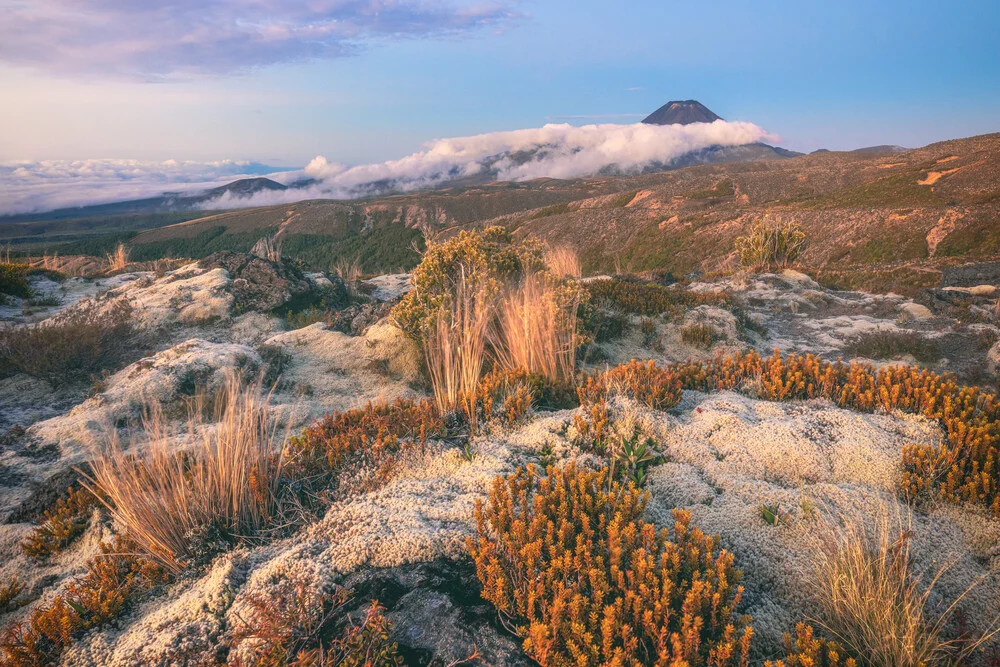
21, 487, 101, 561
0, 536, 168, 666
577, 359, 683, 410
589, 350, 1000, 514
764, 623, 858, 667
468, 463, 752, 666
228, 574, 401, 667
284, 398, 443, 486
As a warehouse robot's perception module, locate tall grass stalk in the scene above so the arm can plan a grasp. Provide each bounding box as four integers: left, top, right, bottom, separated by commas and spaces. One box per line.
811, 507, 998, 666
251, 235, 283, 263
83, 373, 284, 572
492, 273, 578, 384
423, 272, 491, 419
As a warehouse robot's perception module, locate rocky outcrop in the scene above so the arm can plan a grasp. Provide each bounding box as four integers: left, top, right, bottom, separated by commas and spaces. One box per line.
941, 261, 1000, 288
200, 252, 347, 314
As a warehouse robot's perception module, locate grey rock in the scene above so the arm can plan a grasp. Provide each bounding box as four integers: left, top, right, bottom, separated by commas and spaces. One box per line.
941, 261, 1000, 288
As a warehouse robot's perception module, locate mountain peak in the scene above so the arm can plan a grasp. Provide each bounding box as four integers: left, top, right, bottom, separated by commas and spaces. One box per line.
641, 100, 722, 126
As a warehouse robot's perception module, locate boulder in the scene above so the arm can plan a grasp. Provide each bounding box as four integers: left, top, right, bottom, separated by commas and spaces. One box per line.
988, 341, 1000, 376
200, 251, 347, 314
898, 302, 934, 321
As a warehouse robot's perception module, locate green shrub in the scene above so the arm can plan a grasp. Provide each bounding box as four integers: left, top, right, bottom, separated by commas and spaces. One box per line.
682, 321, 721, 349
734, 219, 807, 271
843, 329, 940, 363
0, 299, 140, 386
390, 226, 546, 338
0, 263, 31, 300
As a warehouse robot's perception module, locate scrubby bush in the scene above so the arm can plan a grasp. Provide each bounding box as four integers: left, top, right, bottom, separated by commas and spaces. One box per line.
681, 321, 721, 349
577, 359, 683, 410
469, 463, 752, 666
284, 398, 442, 491
0, 263, 32, 300
734, 219, 806, 271
764, 623, 857, 667
21, 487, 101, 561
391, 226, 545, 338
0, 536, 168, 666
228, 574, 401, 666
844, 329, 941, 363
0, 298, 139, 386
545, 244, 581, 279
584, 277, 730, 317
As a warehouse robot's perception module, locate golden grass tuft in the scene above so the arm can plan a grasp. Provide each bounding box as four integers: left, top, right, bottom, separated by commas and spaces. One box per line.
544, 244, 581, 279
251, 235, 283, 263
734, 218, 806, 271
491, 273, 579, 385
83, 372, 285, 571
105, 243, 131, 273
810, 508, 998, 666
423, 272, 492, 419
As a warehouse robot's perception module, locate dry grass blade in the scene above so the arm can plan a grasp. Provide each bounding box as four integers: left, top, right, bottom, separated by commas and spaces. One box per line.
545, 244, 581, 279
82, 372, 284, 571
811, 506, 999, 666
492, 273, 579, 384
423, 271, 491, 418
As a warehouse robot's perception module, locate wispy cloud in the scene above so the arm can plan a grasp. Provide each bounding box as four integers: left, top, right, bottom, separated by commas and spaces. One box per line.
0, 0, 519, 80
545, 113, 646, 120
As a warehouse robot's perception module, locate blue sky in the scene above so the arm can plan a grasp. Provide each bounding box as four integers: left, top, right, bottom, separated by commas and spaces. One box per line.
1, 0, 998, 166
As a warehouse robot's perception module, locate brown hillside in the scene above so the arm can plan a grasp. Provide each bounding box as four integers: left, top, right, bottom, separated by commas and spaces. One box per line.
134, 132, 1000, 293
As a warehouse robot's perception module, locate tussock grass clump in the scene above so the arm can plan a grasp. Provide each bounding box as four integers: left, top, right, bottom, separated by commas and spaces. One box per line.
492, 273, 580, 385
810, 510, 996, 666
0, 298, 139, 386
21, 486, 101, 561
469, 463, 752, 666
104, 243, 131, 273
250, 235, 283, 264
764, 623, 857, 667
544, 244, 581, 279
0, 536, 168, 666
84, 373, 285, 572
424, 273, 492, 418
229, 574, 401, 666
844, 329, 941, 363
734, 219, 806, 271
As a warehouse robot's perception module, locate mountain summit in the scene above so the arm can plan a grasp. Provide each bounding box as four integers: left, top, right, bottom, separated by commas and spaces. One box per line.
642, 100, 722, 125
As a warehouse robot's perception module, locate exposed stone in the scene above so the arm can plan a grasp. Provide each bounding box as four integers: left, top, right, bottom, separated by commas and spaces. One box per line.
898, 302, 934, 320
200, 251, 345, 314
941, 261, 1000, 288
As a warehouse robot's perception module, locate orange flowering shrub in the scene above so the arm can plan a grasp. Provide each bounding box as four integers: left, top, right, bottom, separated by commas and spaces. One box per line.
577, 359, 683, 410
590, 350, 1000, 514
469, 463, 752, 666
284, 398, 443, 482
0, 536, 168, 666
21, 486, 101, 561
764, 623, 858, 667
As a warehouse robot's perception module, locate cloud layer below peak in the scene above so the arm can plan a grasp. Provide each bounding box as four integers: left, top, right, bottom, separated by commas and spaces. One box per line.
1, 119, 775, 215
0, 0, 517, 79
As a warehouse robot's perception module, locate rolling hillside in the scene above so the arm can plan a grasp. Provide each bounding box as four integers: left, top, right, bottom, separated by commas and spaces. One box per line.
129, 132, 1000, 293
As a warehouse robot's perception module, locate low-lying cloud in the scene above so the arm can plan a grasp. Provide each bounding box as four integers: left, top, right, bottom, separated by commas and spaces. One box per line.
1, 119, 775, 215
0, 159, 294, 214
211, 119, 776, 207
1, 0, 518, 80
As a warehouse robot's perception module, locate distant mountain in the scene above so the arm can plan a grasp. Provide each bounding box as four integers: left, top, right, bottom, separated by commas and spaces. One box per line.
642, 100, 722, 125
203, 177, 287, 198
853, 145, 909, 154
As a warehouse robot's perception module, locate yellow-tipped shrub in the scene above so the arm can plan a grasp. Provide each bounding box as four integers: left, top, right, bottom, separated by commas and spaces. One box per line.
734, 219, 806, 271
469, 462, 752, 666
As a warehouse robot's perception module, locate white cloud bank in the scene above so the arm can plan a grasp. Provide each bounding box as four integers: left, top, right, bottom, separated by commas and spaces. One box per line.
1, 119, 775, 215
0, 0, 517, 80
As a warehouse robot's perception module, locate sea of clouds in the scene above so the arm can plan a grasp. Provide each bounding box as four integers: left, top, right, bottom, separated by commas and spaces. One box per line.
1, 119, 775, 215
